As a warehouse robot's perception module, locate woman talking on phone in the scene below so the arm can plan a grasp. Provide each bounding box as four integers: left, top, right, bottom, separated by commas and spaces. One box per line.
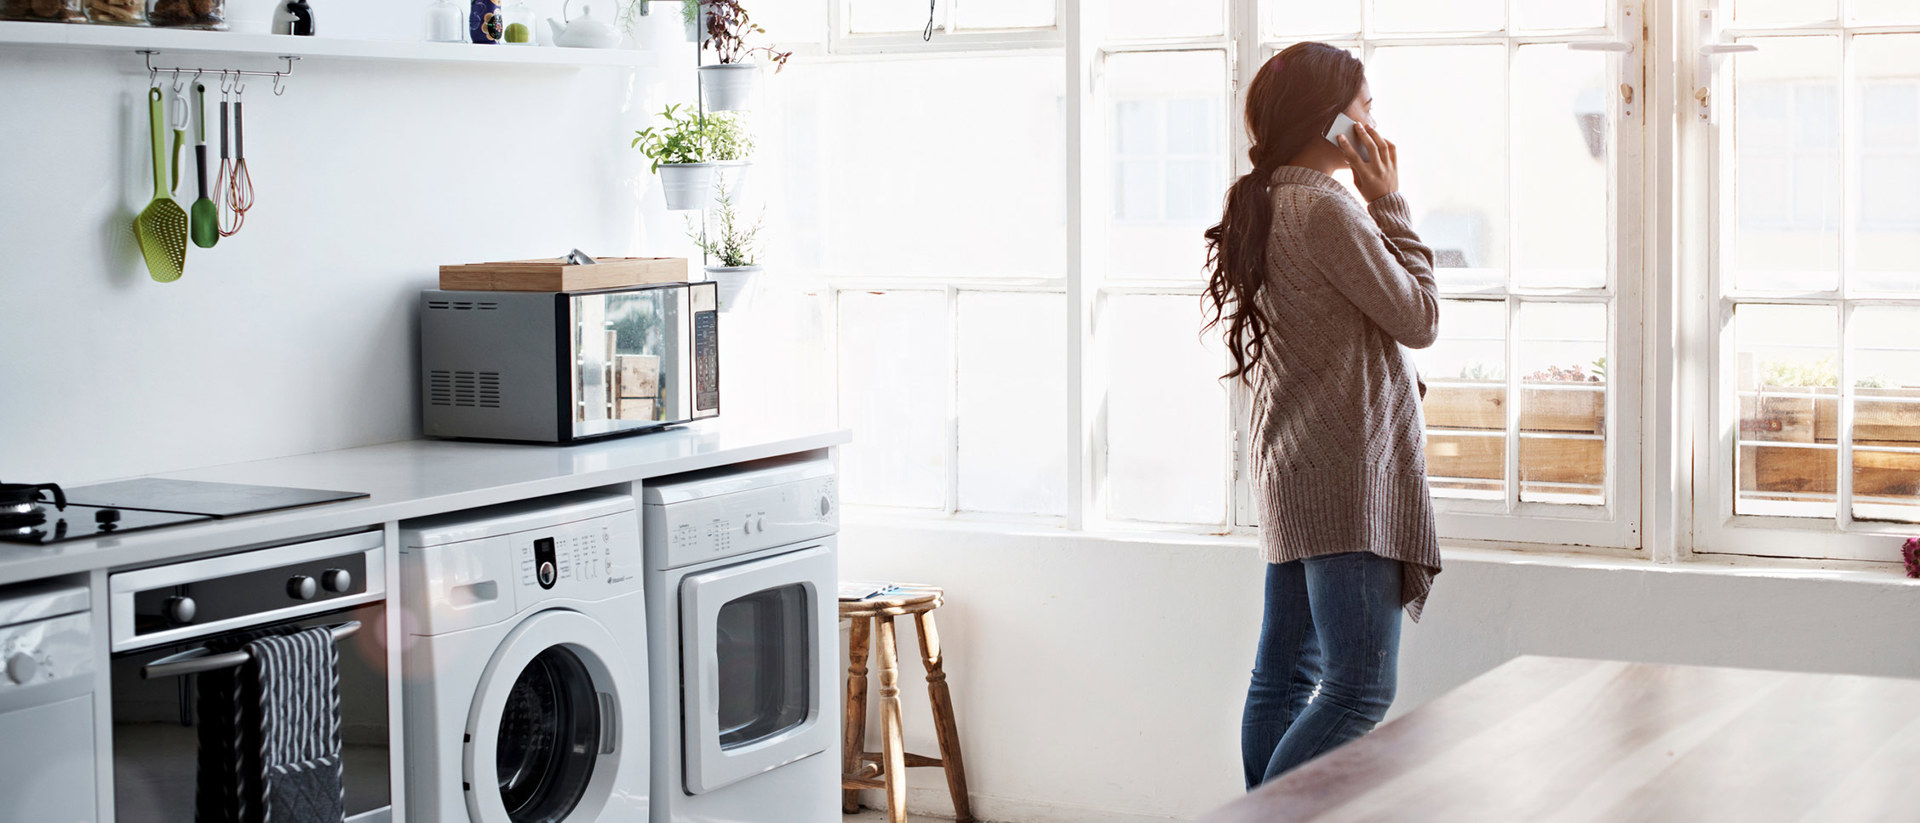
1202, 42, 1442, 788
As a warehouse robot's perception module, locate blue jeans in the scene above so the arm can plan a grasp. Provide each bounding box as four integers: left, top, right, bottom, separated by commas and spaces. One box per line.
1241, 552, 1403, 789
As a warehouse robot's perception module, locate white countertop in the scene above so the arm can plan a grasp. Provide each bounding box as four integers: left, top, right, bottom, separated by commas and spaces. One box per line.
0, 421, 850, 585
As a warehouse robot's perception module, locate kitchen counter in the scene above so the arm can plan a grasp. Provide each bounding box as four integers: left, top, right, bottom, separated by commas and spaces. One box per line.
0, 421, 850, 585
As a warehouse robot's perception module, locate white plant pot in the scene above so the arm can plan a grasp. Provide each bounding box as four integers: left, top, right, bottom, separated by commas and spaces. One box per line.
704, 265, 763, 311
698, 63, 760, 112
657, 162, 715, 211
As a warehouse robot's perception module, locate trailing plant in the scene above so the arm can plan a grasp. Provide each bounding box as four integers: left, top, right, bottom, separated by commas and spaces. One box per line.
699, 0, 791, 69
686, 183, 764, 268
629, 105, 753, 171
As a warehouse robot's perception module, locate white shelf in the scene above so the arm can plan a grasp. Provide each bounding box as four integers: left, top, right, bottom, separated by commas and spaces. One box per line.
0, 20, 661, 67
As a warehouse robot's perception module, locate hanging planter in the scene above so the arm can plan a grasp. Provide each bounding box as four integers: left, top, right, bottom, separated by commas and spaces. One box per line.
658, 162, 716, 211
631, 104, 752, 211
695, 0, 791, 112
698, 62, 760, 112
703, 265, 763, 311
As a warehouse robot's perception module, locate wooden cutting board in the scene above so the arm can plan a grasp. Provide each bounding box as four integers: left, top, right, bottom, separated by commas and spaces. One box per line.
439, 257, 689, 292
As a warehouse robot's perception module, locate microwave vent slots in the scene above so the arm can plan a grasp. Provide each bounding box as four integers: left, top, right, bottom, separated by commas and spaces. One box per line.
426, 300, 499, 311
429, 370, 501, 408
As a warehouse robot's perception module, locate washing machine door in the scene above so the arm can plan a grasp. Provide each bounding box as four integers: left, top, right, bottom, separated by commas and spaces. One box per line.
465, 608, 640, 823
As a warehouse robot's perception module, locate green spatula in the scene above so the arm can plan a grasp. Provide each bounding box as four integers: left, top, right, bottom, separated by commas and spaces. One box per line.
134, 87, 188, 283
190, 83, 217, 249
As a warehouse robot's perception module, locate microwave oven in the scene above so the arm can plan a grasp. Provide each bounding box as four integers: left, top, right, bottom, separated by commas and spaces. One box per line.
420, 281, 719, 443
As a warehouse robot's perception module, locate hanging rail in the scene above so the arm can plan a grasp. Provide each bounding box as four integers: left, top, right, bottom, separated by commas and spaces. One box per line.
139, 49, 298, 95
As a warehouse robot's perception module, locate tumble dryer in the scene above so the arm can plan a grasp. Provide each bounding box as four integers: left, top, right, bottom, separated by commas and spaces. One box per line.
642, 455, 841, 823
401, 491, 649, 823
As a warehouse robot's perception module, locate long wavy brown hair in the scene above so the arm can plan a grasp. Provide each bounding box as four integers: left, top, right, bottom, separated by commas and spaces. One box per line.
1203, 43, 1366, 381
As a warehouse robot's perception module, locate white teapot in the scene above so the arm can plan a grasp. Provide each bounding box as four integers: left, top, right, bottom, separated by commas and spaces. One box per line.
548, 1, 623, 49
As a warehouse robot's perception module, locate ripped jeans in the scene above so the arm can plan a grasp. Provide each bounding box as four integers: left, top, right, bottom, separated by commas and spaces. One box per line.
1241, 551, 1403, 789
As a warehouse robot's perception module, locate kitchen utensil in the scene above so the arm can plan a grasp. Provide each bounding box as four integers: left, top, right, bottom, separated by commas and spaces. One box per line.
169, 82, 188, 195
134, 87, 189, 283
216, 79, 234, 236
191, 82, 217, 248
222, 87, 254, 237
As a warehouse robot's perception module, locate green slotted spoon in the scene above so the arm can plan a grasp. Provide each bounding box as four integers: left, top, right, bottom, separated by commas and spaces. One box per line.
134, 87, 188, 283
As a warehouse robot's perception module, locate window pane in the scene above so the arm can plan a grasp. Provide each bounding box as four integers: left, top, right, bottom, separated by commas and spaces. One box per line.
955, 0, 1054, 29
1513, 46, 1609, 289
850, 0, 939, 33
957, 292, 1068, 515
1854, 36, 1920, 293
1263, 0, 1361, 36
1105, 0, 1223, 40
1854, 0, 1920, 24
838, 292, 949, 508
1373, 0, 1500, 34
1734, 304, 1840, 519
1515, 0, 1605, 30
1106, 50, 1228, 280
1413, 300, 1508, 501
1851, 307, 1920, 523
1732, 36, 1841, 292
1368, 45, 1509, 291
777, 55, 1064, 279
1105, 295, 1228, 524
1733, 0, 1836, 27
1518, 303, 1607, 505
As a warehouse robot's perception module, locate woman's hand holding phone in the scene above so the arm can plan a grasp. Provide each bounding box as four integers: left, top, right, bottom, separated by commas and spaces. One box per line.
1336, 122, 1399, 204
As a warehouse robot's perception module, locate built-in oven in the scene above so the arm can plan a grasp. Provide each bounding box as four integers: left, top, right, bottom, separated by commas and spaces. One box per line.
107, 531, 391, 823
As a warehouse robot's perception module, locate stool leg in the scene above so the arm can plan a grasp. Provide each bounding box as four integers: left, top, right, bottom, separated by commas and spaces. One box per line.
876, 616, 909, 823
842, 615, 872, 814
914, 610, 974, 823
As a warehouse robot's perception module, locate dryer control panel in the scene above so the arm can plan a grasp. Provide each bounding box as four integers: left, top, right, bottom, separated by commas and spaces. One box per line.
642, 456, 838, 569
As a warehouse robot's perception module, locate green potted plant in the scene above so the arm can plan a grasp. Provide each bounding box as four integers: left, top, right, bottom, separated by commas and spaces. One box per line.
696, 0, 791, 111
687, 182, 764, 310
630, 104, 752, 210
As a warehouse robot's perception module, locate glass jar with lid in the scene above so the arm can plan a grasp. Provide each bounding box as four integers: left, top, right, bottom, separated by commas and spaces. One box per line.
0, 0, 86, 23
147, 0, 226, 28
83, 0, 146, 24
500, 0, 535, 44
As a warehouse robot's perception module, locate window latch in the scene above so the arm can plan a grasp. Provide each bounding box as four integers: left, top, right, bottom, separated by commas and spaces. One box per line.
1696, 9, 1759, 123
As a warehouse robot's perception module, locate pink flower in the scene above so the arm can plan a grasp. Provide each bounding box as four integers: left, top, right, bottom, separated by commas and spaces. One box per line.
1905, 538, 1920, 579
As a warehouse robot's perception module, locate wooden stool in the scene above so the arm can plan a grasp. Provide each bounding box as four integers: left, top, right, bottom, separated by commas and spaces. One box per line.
840, 585, 973, 823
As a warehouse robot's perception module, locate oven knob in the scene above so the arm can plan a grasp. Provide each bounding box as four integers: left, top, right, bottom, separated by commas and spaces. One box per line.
755, 517, 766, 533
6, 652, 37, 685
287, 575, 318, 601
162, 595, 197, 625
321, 568, 353, 593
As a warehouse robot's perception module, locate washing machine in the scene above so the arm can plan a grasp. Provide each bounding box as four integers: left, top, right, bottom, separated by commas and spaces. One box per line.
401, 491, 649, 823
642, 455, 841, 823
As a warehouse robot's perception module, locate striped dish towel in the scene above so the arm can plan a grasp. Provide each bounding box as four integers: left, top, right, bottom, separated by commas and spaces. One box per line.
195, 626, 345, 823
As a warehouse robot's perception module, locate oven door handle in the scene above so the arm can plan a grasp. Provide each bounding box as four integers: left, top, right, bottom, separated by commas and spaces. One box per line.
140, 620, 361, 680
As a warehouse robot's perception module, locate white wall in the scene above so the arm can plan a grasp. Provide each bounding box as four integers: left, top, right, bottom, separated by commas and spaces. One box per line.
839, 520, 1920, 823
0, 2, 709, 484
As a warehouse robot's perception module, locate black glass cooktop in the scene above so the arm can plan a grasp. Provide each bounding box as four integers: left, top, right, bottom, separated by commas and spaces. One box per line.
62, 478, 368, 518
0, 504, 213, 545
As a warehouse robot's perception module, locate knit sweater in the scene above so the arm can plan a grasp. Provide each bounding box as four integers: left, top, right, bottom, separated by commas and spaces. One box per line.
1249, 165, 1442, 620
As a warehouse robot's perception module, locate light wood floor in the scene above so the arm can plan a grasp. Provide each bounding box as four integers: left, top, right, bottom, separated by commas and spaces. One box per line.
846, 808, 950, 822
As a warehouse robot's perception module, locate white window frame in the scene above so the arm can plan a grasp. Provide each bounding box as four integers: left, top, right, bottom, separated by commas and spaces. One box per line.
829, 0, 1063, 54
1226, 2, 1649, 551
1695, 0, 1920, 563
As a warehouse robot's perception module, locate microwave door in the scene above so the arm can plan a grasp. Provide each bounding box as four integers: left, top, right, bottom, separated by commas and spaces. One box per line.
573, 288, 681, 440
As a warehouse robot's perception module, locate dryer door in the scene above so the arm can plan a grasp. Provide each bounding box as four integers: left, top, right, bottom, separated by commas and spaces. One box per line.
680, 542, 837, 795
465, 609, 642, 823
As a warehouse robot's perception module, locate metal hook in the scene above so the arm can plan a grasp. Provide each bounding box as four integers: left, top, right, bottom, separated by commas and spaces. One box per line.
150, 66, 159, 88
172, 69, 185, 93
272, 73, 286, 96
219, 70, 232, 96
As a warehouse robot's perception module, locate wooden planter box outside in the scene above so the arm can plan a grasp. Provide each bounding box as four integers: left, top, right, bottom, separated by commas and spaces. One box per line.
1739, 386, 1920, 501
1423, 381, 1606, 491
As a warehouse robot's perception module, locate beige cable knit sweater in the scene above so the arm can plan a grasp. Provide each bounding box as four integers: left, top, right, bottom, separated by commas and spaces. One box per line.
1249, 165, 1442, 620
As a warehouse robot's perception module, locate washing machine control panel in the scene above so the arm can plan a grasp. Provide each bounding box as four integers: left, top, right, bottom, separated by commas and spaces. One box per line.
510, 509, 642, 600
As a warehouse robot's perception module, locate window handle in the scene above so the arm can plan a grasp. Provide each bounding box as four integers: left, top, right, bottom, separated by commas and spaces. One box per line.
1696, 9, 1761, 122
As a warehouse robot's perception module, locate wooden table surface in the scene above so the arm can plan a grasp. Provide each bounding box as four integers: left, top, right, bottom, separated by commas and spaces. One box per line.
1200, 656, 1920, 823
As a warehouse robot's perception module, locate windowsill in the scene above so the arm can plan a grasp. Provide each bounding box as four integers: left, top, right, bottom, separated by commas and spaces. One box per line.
841, 507, 1920, 588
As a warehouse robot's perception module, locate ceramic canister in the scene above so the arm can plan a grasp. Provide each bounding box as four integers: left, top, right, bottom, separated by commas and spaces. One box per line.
470, 0, 502, 43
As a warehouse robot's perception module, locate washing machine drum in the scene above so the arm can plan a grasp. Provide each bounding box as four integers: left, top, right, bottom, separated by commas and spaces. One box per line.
466, 610, 639, 823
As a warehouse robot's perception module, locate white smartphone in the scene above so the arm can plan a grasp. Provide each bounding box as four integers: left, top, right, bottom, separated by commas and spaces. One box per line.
1326, 112, 1371, 164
